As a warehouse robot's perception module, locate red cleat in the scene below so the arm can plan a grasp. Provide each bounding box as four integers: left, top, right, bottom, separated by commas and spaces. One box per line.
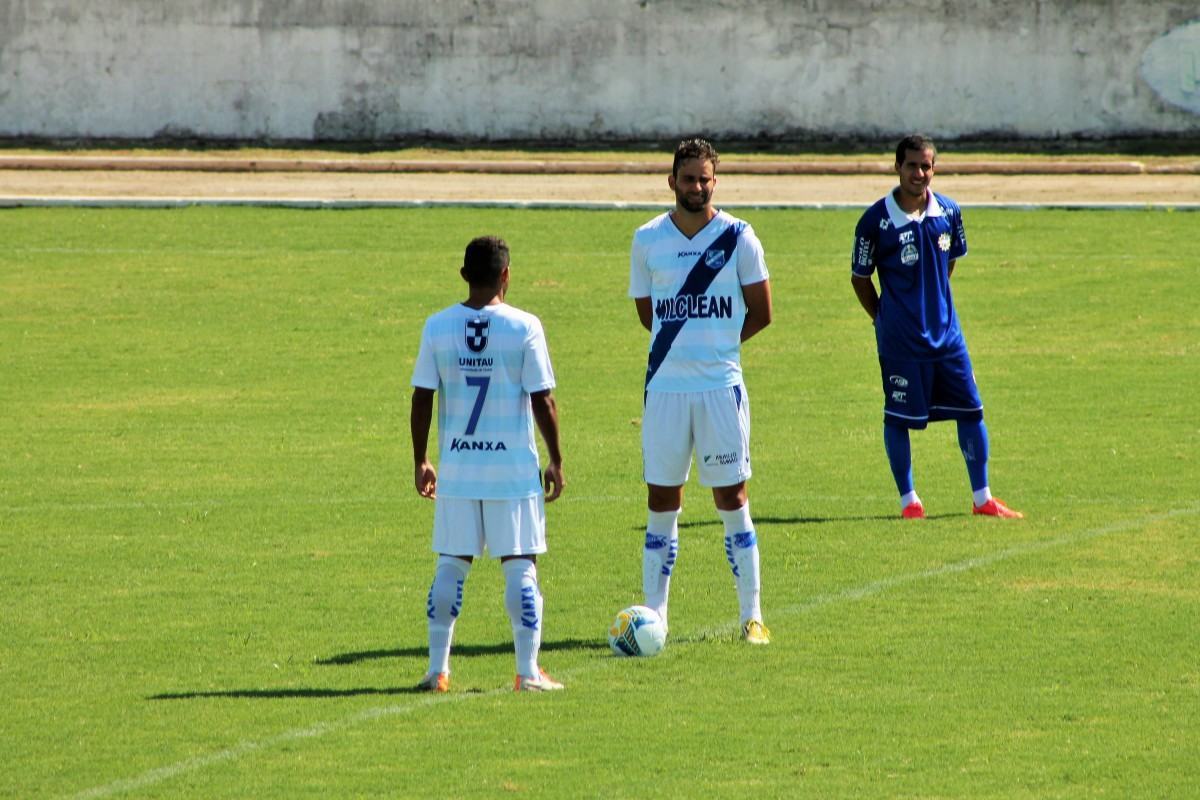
901, 501, 926, 519
972, 498, 1024, 519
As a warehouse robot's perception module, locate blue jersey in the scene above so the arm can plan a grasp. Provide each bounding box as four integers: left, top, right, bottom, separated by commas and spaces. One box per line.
852, 190, 968, 360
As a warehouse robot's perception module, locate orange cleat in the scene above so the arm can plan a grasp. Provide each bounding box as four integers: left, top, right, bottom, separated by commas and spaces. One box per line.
514, 667, 564, 692
415, 671, 450, 693
972, 498, 1024, 519
901, 501, 926, 519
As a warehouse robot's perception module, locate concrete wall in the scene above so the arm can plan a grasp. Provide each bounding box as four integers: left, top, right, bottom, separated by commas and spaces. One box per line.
1, 0, 1197, 142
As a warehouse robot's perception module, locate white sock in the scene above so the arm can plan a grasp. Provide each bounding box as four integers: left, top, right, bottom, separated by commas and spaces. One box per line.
503, 558, 541, 679
973, 487, 993, 507
719, 504, 762, 624
426, 555, 470, 675
642, 509, 680, 629
900, 490, 921, 509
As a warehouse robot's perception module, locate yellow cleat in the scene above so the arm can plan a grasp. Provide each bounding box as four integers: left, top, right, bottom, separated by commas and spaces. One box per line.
741, 619, 771, 645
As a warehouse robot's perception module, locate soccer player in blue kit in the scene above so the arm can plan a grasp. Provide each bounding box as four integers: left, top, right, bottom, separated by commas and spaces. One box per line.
851, 135, 1023, 520
411, 236, 567, 693
630, 138, 774, 644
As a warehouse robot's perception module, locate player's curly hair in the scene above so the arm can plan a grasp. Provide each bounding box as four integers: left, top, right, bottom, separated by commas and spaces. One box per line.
672, 137, 720, 176
895, 134, 937, 166
462, 235, 509, 286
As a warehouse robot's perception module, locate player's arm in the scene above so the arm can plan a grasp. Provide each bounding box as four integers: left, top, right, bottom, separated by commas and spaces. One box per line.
851, 274, 879, 321
529, 389, 565, 502
740, 279, 773, 342
633, 296, 653, 332
948, 258, 957, 278
410, 387, 437, 499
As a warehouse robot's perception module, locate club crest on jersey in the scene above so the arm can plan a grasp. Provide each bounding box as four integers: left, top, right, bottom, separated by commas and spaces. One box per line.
704, 248, 727, 270
465, 317, 489, 353
938, 232, 952, 252
900, 244, 919, 266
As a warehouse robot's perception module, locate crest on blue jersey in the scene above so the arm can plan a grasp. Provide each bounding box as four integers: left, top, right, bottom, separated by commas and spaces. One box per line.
465, 317, 490, 353
704, 248, 727, 270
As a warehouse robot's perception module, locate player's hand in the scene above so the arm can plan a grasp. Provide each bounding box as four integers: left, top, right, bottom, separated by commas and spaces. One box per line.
415, 461, 437, 499
543, 462, 565, 502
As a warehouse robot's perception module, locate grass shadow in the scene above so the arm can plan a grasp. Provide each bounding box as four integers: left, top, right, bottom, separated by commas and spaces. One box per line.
316, 636, 607, 666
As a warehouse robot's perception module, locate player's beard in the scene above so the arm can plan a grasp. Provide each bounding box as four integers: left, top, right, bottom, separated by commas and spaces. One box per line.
676, 187, 711, 213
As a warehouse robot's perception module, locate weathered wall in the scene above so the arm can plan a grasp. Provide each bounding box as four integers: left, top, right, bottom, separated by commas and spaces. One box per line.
0, 0, 1197, 142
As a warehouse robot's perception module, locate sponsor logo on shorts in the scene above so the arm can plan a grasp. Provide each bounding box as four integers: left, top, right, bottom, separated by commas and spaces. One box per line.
449, 438, 508, 452
891, 390, 907, 404
704, 451, 740, 466
889, 375, 909, 388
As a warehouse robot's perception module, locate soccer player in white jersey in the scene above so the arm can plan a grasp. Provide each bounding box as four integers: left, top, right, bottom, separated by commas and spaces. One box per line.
410, 236, 566, 693
851, 134, 1023, 520
629, 138, 774, 645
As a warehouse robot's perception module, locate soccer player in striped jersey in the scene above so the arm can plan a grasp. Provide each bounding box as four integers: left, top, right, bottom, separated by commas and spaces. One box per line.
629, 138, 774, 645
851, 134, 1023, 520
411, 236, 566, 693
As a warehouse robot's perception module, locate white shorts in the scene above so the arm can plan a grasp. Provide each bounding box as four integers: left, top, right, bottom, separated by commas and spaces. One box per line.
642, 383, 752, 488
432, 495, 547, 558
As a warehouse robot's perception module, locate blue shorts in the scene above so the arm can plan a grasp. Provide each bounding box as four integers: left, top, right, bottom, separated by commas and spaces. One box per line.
879, 352, 983, 430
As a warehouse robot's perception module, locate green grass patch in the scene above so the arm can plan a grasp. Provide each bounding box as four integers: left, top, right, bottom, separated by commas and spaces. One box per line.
2, 206, 1197, 798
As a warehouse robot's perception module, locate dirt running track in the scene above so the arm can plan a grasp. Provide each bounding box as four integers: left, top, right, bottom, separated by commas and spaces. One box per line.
0, 159, 1196, 206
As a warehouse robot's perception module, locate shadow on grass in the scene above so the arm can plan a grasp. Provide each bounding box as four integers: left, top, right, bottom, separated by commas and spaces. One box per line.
629, 512, 964, 531
148, 637, 606, 701
316, 636, 607, 666
148, 686, 425, 700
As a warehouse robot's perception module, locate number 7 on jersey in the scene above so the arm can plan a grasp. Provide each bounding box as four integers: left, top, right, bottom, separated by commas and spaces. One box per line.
464, 376, 490, 435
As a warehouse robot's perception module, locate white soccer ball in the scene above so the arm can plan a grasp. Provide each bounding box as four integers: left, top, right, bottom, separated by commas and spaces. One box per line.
608, 605, 667, 657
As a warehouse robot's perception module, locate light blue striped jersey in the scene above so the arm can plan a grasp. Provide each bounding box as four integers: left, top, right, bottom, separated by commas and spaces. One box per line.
629, 210, 769, 392
411, 302, 555, 499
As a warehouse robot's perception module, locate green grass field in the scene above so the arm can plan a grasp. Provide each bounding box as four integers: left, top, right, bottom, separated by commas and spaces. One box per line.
2, 206, 1197, 798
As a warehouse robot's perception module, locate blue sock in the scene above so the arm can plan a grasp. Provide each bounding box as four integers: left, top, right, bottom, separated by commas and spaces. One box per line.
883, 423, 914, 496
957, 419, 990, 492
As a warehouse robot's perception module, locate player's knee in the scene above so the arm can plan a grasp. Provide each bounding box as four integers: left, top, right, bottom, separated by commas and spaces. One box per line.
712, 483, 747, 510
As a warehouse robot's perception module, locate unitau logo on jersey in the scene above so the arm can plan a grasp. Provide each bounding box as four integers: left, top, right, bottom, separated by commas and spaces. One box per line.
465, 317, 489, 353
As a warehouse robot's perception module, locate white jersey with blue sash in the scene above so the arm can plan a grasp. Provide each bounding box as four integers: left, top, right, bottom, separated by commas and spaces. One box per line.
629, 210, 769, 393
411, 303, 555, 499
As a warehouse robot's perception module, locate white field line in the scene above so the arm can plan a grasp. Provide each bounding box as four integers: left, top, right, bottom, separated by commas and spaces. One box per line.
69, 503, 1199, 799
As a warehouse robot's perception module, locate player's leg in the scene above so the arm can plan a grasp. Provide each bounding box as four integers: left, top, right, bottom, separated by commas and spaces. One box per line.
883, 422, 923, 517
697, 384, 768, 643
485, 497, 562, 691
930, 353, 1023, 519
880, 358, 930, 518
641, 391, 693, 630
421, 498, 484, 691
643, 493, 681, 631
